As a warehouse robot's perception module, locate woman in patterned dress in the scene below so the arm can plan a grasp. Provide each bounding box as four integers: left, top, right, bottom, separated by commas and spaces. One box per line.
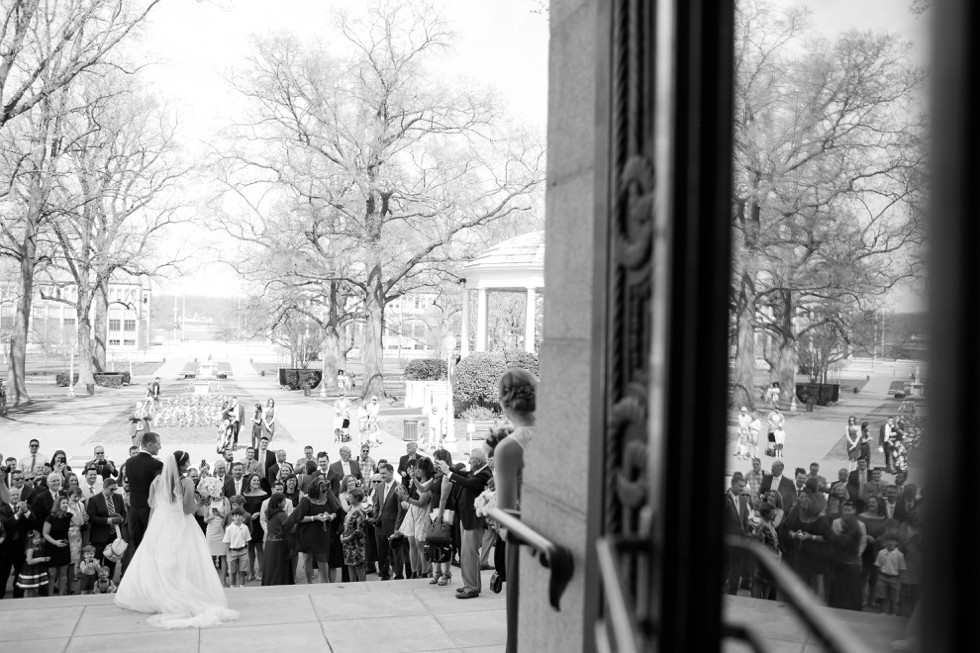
340, 487, 368, 581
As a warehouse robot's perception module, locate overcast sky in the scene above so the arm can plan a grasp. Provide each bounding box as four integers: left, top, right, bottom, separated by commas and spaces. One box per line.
141, 0, 928, 308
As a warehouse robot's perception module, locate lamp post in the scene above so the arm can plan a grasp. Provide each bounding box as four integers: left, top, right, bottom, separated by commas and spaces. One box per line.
443, 332, 457, 446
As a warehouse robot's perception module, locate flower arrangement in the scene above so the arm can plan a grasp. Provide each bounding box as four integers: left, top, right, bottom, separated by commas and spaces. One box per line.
474, 488, 496, 518
196, 476, 224, 511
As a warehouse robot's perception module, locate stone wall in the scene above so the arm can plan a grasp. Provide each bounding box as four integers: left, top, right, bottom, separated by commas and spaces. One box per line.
517, 0, 600, 650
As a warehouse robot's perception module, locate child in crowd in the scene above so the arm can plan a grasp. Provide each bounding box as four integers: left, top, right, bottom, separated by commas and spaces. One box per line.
92, 565, 117, 594
77, 545, 100, 594
874, 536, 907, 615
17, 531, 50, 597
223, 509, 251, 588
66, 487, 87, 591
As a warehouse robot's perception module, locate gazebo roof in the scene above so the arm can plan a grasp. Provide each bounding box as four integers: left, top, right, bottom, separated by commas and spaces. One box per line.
462, 230, 545, 277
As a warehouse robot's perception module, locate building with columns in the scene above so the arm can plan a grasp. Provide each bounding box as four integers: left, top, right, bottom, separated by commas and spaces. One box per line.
459, 230, 545, 356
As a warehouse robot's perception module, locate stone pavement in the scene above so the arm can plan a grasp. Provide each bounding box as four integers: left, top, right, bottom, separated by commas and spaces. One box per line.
725, 375, 926, 488
0, 574, 506, 653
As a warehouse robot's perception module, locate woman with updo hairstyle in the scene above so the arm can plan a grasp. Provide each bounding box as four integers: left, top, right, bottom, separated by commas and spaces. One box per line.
491, 368, 537, 653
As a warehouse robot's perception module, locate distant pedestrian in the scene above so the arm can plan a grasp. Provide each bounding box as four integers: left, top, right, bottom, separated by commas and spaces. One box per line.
251, 404, 263, 451
263, 399, 277, 441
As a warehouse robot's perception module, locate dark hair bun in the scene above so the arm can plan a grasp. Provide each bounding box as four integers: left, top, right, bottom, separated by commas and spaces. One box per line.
173, 450, 189, 467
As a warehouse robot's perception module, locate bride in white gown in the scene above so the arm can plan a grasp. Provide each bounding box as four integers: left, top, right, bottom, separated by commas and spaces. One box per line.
115, 450, 239, 628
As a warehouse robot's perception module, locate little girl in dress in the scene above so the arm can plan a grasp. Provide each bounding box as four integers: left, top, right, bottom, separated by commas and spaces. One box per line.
17, 531, 50, 597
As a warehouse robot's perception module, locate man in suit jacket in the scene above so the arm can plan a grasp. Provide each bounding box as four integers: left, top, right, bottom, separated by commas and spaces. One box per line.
255, 437, 277, 492
265, 449, 290, 491
846, 457, 871, 502
438, 448, 493, 598
228, 396, 244, 449
29, 471, 65, 527
87, 477, 127, 578
223, 462, 247, 498
328, 446, 363, 486
372, 463, 408, 580
879, 417, 895, 471
123, 432, 163, 551
0, 486, 33, 598
723, 473, 751, 594
894, 483, 920, 522
397, 442, 422, 489
758, 460, 796, 510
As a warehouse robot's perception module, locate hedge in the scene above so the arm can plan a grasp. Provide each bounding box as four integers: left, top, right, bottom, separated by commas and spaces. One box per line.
278, 368, 323, 390
404, 358, 447, 381
453, 350, 539, 413
55, 371, 130, 387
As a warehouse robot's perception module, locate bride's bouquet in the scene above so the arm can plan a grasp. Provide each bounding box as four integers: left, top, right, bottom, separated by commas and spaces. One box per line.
196, 476, 224, 513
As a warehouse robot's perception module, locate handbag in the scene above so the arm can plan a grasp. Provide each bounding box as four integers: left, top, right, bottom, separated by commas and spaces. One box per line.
102, 525, 128, 563
426, 518, 453, 546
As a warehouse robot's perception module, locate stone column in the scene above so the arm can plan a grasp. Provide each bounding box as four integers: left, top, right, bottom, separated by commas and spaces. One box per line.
461, 288, 470, 357
525, 287, 536, 353
476, 288, 488, 352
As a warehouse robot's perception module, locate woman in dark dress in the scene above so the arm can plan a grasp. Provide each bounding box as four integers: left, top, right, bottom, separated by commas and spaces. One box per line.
261, 493, 291, 586
284, 477, 340, 583
43, 496, 73, 596
828, 512, 864, 610
282, 478, 300, 584
780, 489, 836, 600
858, 496, 887, 607
242, 475, 268, 582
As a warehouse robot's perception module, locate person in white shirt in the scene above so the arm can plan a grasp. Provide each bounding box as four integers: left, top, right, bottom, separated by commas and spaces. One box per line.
18, 440, 49, 474
335, 396, 352, 441
735, 407, 752, 460
366, 396, 381, 444
223, 510, 252, 587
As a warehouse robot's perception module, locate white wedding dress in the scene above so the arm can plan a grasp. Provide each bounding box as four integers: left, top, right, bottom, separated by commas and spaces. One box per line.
115, 455, 239, 628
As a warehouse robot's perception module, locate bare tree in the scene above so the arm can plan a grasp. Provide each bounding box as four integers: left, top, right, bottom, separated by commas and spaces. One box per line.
42, 76, 191, 394
0, 0, 163, 405
215, 0, 544, 400
730, 0, 924, 409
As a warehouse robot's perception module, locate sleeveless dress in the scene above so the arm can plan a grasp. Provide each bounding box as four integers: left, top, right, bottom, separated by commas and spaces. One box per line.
116, 478, 239, 629
846, 424, 861, 461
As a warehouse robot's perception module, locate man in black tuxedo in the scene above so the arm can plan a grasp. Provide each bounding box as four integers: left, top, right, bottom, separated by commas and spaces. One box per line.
224, 462, 247, 498
397, 441, 421, 489
87, 477, 127, 578
255, 436, 277, 492
123, 431, 163, 551
313, 452, 342, 495
7, 469, 34, 504
0, 486, 33, 598
372, 463, 407, 580
758, 459, 796, 510
438, 448, 493, 599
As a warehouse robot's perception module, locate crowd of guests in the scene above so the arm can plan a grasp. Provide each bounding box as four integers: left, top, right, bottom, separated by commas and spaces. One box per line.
725, 454, 922, 617
0, 435, 501, 599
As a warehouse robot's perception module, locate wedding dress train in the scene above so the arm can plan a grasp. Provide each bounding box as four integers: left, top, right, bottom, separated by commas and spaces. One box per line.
115, 455, 238, 629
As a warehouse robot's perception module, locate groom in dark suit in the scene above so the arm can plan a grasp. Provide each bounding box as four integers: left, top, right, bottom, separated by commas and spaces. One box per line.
123, 432, 163, 551
372, 463, 407, 580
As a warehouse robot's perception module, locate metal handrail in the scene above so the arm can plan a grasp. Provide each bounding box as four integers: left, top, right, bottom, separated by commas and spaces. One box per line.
486, 506, 574, 611
594, 531, 882, 653
726, 536, 878, 653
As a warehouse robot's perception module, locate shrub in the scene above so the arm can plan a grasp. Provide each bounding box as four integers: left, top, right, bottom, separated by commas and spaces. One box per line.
404, 358, 447, 381
453, 352, 509, 412
93, 373, 124, 389
502, 350, 540, 377
280, 368, 323, 390
461, 405, 496, 421
121, 371, 132, 385
55, 373, 80, 387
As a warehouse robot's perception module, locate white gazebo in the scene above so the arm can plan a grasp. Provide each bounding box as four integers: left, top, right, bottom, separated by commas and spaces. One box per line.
459, 230, 545, 356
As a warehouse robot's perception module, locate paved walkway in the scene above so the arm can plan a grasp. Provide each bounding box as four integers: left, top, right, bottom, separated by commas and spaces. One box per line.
0, 575, 505, 653
726, 375, 925, 486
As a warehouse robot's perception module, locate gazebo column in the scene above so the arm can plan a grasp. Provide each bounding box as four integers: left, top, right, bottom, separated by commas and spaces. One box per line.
476, 287, 488, 352
525, 287, 536, 353
461, 288, 470, 357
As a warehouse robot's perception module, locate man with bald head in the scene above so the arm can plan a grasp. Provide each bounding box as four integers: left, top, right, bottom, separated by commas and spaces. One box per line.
437, 448, 493, 599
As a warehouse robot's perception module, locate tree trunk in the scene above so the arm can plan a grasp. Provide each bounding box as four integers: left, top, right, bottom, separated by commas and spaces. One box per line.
92, 285, 108, 372
7, 286, 32, 406
321, 326, 340, 390
774, 290, 796, 407
730, 273, 757, 411
76, 288, 97, 395
361, 264, 386, 400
